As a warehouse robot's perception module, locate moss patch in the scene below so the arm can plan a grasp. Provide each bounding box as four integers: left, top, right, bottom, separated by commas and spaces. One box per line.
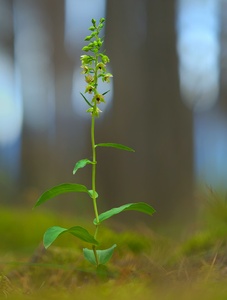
2, 191, 227, 299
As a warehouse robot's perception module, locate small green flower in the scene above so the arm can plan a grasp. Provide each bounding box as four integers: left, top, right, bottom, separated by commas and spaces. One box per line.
102, 73, 113, 83
86, 107, 94, 114
92, 94, 105, 104
94, 106, 102, 117
81, 55, 93, 65
85, 85, 94, 94
85, 74, 94, 83
86, 106, 102, 117
96, 62, 106, 72
81, 65, 89, 74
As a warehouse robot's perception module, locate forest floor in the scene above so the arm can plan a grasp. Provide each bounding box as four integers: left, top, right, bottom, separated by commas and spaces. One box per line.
1, 189, 227, 299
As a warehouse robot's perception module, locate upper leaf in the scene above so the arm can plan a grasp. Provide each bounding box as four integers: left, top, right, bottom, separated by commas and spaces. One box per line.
80, 92, 93, 107
73, 159, 93, 175
95, 143, 135, 152
94, 202, 156, 225
43, 226, 99, 249
34, 183, 90, 208
102, 90, 110, 96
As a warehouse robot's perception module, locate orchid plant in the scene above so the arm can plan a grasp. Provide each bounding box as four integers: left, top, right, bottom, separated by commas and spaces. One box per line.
34, 18, 155, 267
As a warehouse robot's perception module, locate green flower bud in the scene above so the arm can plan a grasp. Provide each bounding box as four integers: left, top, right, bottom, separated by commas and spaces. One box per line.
84, 35, 92, 41
89, 26, 95, 31
100, 54, 110, 64
97, 38, 103, 47
82, 46, 91, 52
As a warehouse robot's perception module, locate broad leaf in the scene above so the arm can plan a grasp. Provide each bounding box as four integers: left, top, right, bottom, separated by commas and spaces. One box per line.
34, 183, 89, 208
83, 244, 117, 265
94, 202, 155, 225
95, 143, 135, 152
73, 159, 93, 175
43, 226, 98, 249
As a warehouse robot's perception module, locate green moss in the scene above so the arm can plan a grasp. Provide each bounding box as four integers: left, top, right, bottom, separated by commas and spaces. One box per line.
0, 206, 92, 252
2, 195, 227, 299
181, 231, 215, 255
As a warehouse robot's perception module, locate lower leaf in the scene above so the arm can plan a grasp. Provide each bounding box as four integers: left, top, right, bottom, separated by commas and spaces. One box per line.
83, 244, 117, 265
43, 226, 99, 249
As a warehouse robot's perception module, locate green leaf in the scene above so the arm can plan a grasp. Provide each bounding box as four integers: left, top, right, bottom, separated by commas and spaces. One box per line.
102, 90, 110, 96
43, 226, 98, 249
34, 183, 89, 208
83, 244, 116, 265
95, 143, 135, 152
73, 159, 93, 175
80, 92, 93, 107
94, 202, 156, 225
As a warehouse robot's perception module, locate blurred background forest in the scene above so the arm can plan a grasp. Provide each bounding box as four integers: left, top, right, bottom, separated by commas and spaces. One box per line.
1, 0, 227, 226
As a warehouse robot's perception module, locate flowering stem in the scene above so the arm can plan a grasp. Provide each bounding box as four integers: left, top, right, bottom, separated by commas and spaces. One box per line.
80, 18, 113, 266
91, 112, 100, 266
91, 65, 100, 264
91, 52, 100, 226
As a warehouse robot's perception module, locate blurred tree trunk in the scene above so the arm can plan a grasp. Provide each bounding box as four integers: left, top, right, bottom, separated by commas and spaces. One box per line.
21, 0, 75, 194
220, 0, 227, 112
98, 0, 194, 225
0, 0, 18, 203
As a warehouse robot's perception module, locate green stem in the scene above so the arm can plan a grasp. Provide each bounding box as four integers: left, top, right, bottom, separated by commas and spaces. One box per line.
91, 45, 100, 265
91, 113, 99, 225
91, 110, 100, 265
92, 245, 99, 267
